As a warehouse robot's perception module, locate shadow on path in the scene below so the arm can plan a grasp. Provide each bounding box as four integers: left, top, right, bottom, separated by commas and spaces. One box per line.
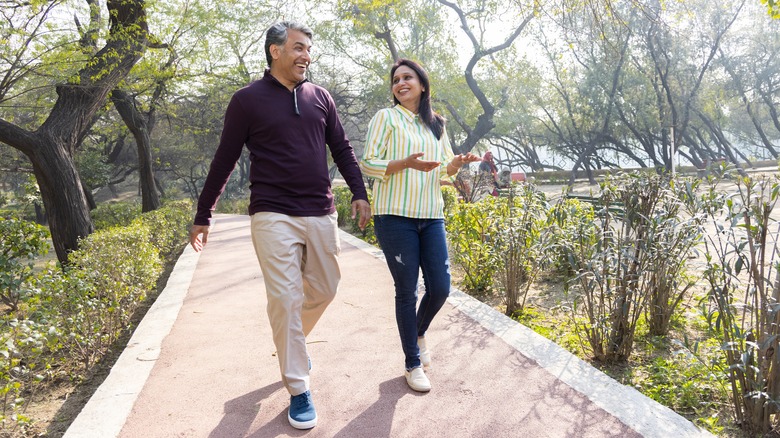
209, 381, 283, 438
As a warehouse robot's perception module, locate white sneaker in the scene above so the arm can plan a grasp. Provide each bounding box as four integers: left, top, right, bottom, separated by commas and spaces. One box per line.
418, 337, 432, 370
405, 367, 431, 392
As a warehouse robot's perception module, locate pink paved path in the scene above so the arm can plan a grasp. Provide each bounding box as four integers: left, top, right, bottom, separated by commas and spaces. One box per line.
64, 214, 713, 438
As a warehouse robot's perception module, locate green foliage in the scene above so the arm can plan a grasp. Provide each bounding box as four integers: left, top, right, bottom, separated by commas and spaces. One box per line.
634, 354, 726, 422
695, 172, 780, 433
545, 196, 598, 279
644, 178, 704, 336
12, 176, 44, 223
631, 334, 730, 435
0, 315, 60, 431
567, 173, 701, 363
441, 185, 458, 217
0, 220, 49, 311
0, 200, 191, 432
492, 184, 550, 316
130, 200, 193, 261
515, 306, 585, 356
75, 147, 113, 191
762, 0, 780, 19
333, 185, 376, 245
446, 196, 501, 299
65, 225, 163, 338
91, 201, 142, 230
213, 197, 249, 215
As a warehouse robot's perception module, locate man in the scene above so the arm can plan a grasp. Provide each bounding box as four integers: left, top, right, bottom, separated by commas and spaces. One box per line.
189, 21, 371, 430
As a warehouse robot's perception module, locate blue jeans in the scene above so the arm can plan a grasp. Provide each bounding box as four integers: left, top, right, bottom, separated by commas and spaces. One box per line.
373, 215, 451, 370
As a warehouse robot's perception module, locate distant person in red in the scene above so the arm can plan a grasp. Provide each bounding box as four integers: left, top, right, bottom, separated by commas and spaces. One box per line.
478, 151, 499, 196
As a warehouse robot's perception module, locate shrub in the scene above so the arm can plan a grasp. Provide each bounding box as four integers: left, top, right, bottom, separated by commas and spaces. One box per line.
214, 198, 249, 215
567, 173, 701, 363
0, 220, 50, 311
0, 200, 192, 433
545, 196, 598, 279
62, 227, 163, 366
492, 184, 550, 316
0, 315, 61, 431
131, 200, 193, 261
446, 197, 501, 299
441, 185, 458, 217
91, 201, 141, 230
695, 172, 780, 433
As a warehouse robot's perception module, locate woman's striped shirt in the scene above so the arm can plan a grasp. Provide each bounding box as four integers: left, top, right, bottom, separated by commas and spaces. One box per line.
360, 105, 455, 219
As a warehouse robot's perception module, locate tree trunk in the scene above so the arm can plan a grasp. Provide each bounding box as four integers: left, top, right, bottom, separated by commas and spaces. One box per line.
0, 0, 148, 264
111, 89, 161, 212
30, 142, 94, 261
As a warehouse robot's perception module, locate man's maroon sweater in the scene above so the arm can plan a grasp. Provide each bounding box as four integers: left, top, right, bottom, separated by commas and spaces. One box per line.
194, 70, 368, 226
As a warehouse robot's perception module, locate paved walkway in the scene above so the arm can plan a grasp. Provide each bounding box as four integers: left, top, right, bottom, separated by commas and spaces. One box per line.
63, 214, 714, 438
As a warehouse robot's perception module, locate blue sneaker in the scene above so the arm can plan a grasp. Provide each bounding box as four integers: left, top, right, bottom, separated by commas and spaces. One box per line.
288, 390, 317, 429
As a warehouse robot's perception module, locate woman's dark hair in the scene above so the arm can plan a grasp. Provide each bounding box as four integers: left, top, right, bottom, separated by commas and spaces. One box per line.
390, 59, 445, 140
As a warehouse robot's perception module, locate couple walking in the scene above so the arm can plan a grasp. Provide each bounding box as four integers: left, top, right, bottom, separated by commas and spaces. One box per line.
189, 21, 480, 430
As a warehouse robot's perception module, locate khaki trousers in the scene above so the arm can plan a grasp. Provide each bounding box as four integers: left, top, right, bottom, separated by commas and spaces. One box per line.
250, 212, 341, 396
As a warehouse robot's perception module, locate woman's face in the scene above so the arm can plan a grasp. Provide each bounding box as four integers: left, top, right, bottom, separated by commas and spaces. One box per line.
392, 65, 423, 113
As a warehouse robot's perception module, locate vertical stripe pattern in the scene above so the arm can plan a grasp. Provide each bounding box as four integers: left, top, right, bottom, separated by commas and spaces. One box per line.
360, 105, 455, 219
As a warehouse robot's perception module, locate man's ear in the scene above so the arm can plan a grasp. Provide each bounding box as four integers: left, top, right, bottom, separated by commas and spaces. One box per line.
269, 44, 281, 61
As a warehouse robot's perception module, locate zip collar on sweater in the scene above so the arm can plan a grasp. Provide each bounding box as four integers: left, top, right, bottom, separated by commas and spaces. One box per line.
263, 69, 308, 116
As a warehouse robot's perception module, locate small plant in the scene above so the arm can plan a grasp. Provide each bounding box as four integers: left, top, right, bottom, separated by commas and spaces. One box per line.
492, 184, 549, 316
0, 220, 49, 311
696, 172, 780, 433
446, 197, 500, 299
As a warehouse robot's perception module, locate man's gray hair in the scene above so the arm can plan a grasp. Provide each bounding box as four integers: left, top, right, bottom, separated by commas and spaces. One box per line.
265, 21, 313, 67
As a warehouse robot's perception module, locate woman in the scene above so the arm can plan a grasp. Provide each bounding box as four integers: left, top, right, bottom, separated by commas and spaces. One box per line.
360, 59, 481, 392
479, 151, 500, 196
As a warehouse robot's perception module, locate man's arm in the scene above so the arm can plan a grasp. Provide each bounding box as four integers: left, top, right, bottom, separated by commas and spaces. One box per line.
190, 93, 249, 250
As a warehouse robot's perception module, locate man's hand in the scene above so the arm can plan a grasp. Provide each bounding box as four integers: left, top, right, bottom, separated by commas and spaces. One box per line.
189, 224, 210, 252
351, 199, 372, 230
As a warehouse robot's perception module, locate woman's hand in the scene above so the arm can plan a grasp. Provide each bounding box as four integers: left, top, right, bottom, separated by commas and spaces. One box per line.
388, 152, 440, 175
446, 152, 482, 176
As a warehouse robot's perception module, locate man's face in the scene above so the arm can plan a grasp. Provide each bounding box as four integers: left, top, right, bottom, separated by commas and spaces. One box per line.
269, 29, 312, 89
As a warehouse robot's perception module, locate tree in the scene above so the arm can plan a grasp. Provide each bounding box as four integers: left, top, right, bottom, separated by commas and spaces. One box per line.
336, 0, 537, 156
0, 0, 149, 264
108, 0, 211, 212
437, 0, 537, 154
761, 0, 780, 18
